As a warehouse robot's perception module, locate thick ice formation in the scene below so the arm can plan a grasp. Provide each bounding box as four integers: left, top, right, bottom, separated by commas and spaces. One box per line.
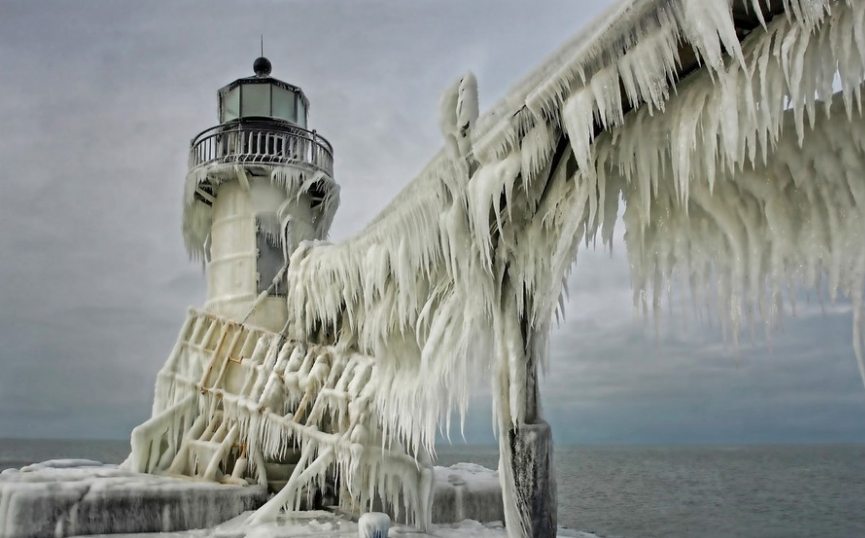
358, 512, 390, 538
0, 458, 509, 538
432, 464, 504, 525
0, 461, 265, 538
126, 309, 434, 529
42, 509, 600, 538
182, 163, 340, 262
587, 3, 865, 378
129, 1, 865, 537
274, 2, 865, 534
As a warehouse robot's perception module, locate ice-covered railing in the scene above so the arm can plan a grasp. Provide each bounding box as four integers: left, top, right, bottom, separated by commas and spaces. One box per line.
189, 119, 334, 178
126, 308, 434, 529
181, 114, 340, 262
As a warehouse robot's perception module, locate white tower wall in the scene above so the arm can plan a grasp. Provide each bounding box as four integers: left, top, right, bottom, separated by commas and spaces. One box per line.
206, 177, 313, 333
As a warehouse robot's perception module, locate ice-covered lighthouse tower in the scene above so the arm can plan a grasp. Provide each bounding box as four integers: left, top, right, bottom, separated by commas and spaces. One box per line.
182, 56, 339, 332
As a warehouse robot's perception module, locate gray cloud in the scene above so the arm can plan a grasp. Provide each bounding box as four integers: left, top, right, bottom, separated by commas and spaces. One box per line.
1, 0, 862, 444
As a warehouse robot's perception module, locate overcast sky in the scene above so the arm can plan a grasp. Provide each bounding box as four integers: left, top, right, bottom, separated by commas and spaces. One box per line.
1, 0, 862, 445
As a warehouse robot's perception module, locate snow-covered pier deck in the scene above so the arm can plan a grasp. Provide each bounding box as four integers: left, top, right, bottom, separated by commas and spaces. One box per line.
0, 460, 266, 538
0, 461, 511, 538
103, 510, 599, 538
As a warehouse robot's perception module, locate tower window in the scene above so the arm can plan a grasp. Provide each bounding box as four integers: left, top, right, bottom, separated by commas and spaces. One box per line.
255, 216, 287, 297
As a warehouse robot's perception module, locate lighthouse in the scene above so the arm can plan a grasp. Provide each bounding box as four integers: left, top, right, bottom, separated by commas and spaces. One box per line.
182, 56, 339, 332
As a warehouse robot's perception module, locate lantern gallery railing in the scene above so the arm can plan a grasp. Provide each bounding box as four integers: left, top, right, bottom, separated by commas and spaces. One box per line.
189, 118, 334, 177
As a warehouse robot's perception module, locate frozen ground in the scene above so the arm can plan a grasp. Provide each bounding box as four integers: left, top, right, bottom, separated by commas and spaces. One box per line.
432, 463, 504, 524
63, 510, 599, 538
1, 460, 573, 538
0, 460, 266, 538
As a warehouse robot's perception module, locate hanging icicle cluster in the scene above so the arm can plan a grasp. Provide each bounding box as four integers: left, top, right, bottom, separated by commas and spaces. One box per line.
182, 163, 340, 261
584, 2, 865, 378
126, 309, 434, 529
284, 0, 865, 456
133, 1, 865, 536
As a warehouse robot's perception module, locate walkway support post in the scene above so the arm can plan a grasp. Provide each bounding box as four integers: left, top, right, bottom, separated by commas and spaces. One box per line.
508, 312, 557, 538
496, 280, 557, 538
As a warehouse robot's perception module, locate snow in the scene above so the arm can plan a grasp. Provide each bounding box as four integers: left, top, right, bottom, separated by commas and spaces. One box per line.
15, 460, 104, 471
435, 464, 499, 489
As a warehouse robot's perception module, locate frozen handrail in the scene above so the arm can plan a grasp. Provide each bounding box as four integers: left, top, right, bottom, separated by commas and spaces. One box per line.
189, 118, 334, 178
127, 308, 433, 529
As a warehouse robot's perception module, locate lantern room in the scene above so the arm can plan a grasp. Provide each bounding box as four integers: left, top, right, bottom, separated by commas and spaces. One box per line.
216, 56, 309, 128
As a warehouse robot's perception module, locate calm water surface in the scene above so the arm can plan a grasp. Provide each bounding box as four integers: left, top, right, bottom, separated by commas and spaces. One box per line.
3, 439, 864, 538
437, 444, 865, 538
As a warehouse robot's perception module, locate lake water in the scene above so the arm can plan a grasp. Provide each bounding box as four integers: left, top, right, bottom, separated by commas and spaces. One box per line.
3, 439, 864, 538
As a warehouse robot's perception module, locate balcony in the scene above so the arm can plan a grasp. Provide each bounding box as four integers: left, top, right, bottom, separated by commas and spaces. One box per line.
189, 118, 333, 178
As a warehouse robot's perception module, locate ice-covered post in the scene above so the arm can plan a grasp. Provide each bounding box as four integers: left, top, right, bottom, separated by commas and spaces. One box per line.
512, 325, 557, 538
358, 513, 391, 538
497, 284, 557, 538
439, 69, 556, 537
490, 128, 573, 538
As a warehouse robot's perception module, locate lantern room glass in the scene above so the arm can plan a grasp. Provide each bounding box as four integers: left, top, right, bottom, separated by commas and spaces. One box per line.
272, 87, 296, 122
296, 98, 307, 128
223, 87, 240, 121
242, 84, 271, 117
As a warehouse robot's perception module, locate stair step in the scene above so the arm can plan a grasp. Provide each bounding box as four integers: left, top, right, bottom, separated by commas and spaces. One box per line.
264, 448, 302, 464
263, 462, 296, 481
